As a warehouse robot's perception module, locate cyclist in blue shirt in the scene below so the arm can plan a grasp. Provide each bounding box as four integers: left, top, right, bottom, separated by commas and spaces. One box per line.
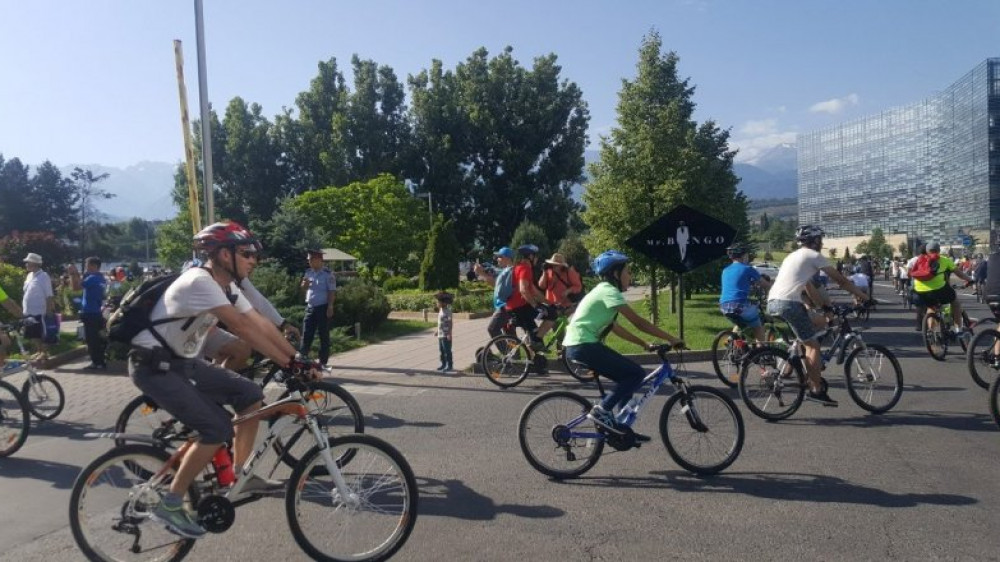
719, 245, 771, 343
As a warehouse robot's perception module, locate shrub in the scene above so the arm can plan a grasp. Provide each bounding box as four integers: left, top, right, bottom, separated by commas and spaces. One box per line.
419, 216, 461, 291
382, 275, 417, 293
333, 279, 391, 330
0, 263, 26, 321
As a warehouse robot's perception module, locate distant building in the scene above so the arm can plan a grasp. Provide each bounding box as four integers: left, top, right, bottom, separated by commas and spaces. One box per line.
798, 58, 1000, 250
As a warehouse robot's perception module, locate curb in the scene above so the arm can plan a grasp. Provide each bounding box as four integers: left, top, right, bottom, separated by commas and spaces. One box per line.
388, 310, 491, 321
37, 346, 89, 369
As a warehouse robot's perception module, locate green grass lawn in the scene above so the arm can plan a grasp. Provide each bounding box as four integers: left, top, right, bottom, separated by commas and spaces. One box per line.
326, 318, 435, 355
604, 293, 731, 353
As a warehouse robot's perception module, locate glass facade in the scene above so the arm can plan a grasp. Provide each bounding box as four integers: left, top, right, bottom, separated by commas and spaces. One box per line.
798, 59, 1000, 245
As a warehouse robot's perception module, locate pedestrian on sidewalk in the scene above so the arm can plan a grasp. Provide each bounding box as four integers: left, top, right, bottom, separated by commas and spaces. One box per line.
22, 252, 54, 362
68, 257, 108, 370
435, 292, 454, 372
300, 249, 336, 365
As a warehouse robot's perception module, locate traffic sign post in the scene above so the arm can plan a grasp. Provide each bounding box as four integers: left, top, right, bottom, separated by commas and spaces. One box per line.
625, 205, 736, 339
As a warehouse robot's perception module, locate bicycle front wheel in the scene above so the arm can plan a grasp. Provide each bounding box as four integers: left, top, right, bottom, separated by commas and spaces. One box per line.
518, 390, 604, 479
271, 379, 365, 470
710, 330, 746, 388
286, 434, 418, 562
0, 380, 29, 457
69, 444, 197, 562
923, 312, 947, 361
658, 385, 744, 475
844, 344, 903, 414
480, 335, 530, 388
22, 372, 65, 420
966, 329, 1000, 389
738, 346, 806, 421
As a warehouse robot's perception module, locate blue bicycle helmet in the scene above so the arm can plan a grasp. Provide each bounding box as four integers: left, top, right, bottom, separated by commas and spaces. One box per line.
517, 244, 539, 256
593, 250, 629, 275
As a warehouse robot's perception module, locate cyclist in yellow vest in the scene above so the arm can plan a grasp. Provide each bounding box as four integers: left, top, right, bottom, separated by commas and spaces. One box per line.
910, 242, 974, 337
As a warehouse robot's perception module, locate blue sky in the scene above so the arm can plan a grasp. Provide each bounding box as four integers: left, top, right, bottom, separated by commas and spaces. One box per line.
2, 0, 998, 169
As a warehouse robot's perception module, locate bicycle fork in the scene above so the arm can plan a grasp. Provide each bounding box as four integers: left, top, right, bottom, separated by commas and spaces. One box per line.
306, 415, 360, 508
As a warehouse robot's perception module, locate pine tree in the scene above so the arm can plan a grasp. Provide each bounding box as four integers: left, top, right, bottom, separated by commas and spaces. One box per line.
420, 215, 461, 291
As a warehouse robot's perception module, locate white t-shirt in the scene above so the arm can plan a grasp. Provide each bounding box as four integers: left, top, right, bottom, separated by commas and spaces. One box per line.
131, 268, 253, 358
768, 248, 830, 302
849, 273, 870, 288
23, 270, 54, 316
240, 277, 283, 327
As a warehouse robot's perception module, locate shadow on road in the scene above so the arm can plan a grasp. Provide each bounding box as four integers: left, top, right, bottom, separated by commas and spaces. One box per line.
366, 412, 444, 430
23, 419, 108, 441
415, 476, 564, 520
780, 410, 997, 432
562, 471, 977, 509
0, 456, 81, 489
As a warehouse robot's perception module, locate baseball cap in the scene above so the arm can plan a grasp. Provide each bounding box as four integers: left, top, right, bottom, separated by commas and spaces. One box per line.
927, 242, 941, 253
493, 246, 514, 259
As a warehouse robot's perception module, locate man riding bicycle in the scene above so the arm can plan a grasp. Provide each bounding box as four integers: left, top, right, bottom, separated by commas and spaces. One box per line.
766, 225, 871, 407
128, 221, 302, 539
508, 244, 553, 348
910, 241, 974, 337
719, 244, 772, 344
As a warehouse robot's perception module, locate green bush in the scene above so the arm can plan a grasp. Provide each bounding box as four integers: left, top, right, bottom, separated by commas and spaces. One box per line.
0, 263, 26, 321
382, 275, 417, 292
419, 216, 461, 291
387, 289, 492, 313
333, 279, 391, 330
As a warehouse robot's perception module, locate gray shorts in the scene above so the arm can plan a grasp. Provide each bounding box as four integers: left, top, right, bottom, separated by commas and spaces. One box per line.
128, 352, 263, 444
767, 300, 820, 342
202, 328, 240, 359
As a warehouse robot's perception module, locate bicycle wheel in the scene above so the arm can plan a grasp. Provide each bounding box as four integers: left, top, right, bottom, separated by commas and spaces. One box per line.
21, 372, 65, 420
286, 434, 418, 562
738, 346, 806, 421
271, 379, 365, 470
560, 348, 596, 382
989, 374, 1000, 429
959, 312, 973, 353
480, 334, 531, 388
966, 329, 1000, 389
710, 330, 746, 388
658, 385, 744, 475
923, 312, 947, 361
114, 395, 179, 448
518, 390, 604, 479
69, 444, 197, 562
0, 380, 29, 458
844, 343, 903, 414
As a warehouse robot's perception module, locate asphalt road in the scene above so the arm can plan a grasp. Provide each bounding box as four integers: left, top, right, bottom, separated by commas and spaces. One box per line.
1, 280, 999, 561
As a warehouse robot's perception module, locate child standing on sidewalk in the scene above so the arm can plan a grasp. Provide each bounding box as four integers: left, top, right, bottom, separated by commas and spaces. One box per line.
435, 292, 454, 372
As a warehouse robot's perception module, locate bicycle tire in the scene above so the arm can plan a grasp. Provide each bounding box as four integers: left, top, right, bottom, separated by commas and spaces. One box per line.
517, 390, 604, 479
710, 330, 745, 388
658, 385, 744, 475
270, 379, 365, 470
989, 374, 1000, 430
69, 444, 198, 562
959, 312, 973, 353
286, 434, 418, 562
0, 379, 29, 457
844, 343, 903, 414
738, 346, 805, 421
480, 334, 531, 388
966, 329, 1000, 389
561, 351, 596, 382
923, 312, 947, 361
21, 372, 65, 420
114, 395, 179, 448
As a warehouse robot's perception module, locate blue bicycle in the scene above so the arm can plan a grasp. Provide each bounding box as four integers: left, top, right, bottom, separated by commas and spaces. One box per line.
517, 345, 745, 477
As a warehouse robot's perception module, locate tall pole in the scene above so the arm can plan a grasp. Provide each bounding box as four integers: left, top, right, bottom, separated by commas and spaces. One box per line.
427, 192, 433, 229
174, 40, 202, 233
195, 0, 214, 223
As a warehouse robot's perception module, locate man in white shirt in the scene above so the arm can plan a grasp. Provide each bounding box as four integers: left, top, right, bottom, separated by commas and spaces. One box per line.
848, 267, 871, 306
128, 221, 301, 539
21, 253, 54, 360
766, 225, 871, 406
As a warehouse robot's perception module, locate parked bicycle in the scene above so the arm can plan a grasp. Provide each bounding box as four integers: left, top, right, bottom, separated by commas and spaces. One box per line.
1, 319, 65, 420
518, 344, 744, 478
69, 362, 417, 562
922, 298, 974, 361
0, 376, 29, 457
738, 303, 903, 420
480, 310, 592, 388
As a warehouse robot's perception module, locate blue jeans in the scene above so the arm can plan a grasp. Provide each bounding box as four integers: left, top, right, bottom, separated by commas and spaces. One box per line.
566, 343, 647, 411
438, 338, 453, 368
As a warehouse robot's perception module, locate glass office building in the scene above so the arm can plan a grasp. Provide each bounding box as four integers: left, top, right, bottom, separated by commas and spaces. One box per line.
798, 58, 1000, 246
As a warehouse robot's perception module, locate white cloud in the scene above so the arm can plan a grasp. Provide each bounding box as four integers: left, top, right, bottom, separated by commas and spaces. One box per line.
731, 131, 798, 163
809, 93, 860, 114
739, 119, 778, 136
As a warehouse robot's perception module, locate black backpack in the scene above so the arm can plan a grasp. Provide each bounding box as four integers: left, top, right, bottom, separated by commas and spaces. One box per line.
106, 273, 184, 347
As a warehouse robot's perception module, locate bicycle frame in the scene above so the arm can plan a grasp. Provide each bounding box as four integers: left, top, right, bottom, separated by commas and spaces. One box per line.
785, 311, 866, 369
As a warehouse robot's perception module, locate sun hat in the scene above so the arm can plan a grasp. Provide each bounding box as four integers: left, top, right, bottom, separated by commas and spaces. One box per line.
23, 253, 43, 265
544, 253, 569, 267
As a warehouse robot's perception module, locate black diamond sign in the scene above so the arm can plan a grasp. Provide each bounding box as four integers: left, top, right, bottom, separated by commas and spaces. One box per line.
625, 205, 736, 274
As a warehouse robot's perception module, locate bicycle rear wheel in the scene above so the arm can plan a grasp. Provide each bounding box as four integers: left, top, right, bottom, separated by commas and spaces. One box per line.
966, 329, 1000, 389
270, 379, 364, 470
286, 434, 418, 562
923, 312, 947, 361
69, 444, 197, 562
959, 312, 973, 353
518, 390, 604, 479
22, 372, 65, 420
844, 344, 903, 414
989, 374, 1000, 429
658, 385, 744, 475
710, 330, 746, 388
480, 335, 531, 388
114, 395, 178, 448
0, 380, 29, 457
560, 349, 596, 382
738, 346, 806, 421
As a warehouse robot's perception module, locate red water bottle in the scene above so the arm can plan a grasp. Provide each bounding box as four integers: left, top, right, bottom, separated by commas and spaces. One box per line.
734, 338, 746, 350
212, 447, 236, 486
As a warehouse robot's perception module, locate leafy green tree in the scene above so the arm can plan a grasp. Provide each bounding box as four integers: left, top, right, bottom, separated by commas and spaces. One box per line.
0, 156, 33, 235
156, 214, 195, 270
420, 215, 461, 291
31, 161, 79, 238
827, 248, 838, 259
292, 174, 426, 275
582, 32, 747, 321
556, 231, 590, 275
250, 198, 324, 274
510, 220, 551, 263
898, 241, 912, 259
345, 55, 411, 181
71, 167, 114, 265
408, 46, 589, 251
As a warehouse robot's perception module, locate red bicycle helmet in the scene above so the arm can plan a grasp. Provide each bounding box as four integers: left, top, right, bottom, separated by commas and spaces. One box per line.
193, 221, 260, 252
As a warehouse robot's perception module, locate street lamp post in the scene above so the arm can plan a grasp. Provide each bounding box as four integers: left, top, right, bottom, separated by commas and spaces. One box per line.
416, 192, 433, 229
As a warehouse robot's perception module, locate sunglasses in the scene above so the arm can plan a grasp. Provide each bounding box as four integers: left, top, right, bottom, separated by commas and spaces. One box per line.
237, 249, 259, 259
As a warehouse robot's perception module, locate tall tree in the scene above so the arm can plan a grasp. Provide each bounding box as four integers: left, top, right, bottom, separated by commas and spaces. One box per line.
0, 156, 33, 235
71, 167, 114, 265
31, 161, 79, 238
583, 32, 747, 321
345, 55, 412, 181
419, 215, 461, 291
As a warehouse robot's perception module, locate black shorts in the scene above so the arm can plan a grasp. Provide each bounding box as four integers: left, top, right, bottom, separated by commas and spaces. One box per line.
915, 285, 956, 308
23, 315, 44, 340
509, 305, 539, 336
